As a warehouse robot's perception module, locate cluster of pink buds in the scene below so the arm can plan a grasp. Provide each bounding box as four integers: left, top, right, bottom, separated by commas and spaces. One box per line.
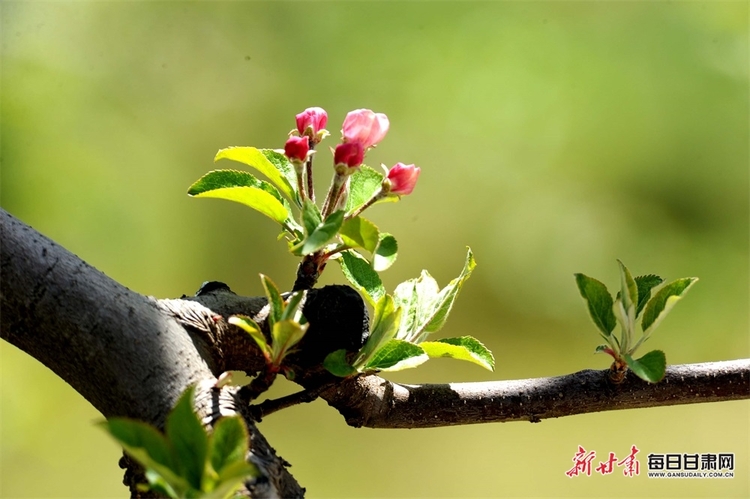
283, 106, 420, 217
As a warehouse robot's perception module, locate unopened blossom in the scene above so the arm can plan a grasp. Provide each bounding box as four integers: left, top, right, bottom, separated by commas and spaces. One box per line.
342, 109, 389, 150
333, 142, 364, 169
284, 136, 309, 163
296, 107, 328, 139
384, 163, 420, 195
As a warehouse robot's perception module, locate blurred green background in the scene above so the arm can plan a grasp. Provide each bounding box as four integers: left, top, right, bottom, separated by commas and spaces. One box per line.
1, 1, 748, 497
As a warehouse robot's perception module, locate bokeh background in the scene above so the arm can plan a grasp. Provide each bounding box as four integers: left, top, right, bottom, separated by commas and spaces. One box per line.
1, 1, 748, 497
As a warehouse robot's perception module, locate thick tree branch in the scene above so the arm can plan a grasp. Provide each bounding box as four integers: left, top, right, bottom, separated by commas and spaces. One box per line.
0, 209, 303, 498
2, 207, 748, 495
311, 360, 749, 428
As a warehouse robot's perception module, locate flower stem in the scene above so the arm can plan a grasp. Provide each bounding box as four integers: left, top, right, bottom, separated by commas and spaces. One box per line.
306, 143, 315, 203
346, 187, 386, 220
321, 173, 346, 219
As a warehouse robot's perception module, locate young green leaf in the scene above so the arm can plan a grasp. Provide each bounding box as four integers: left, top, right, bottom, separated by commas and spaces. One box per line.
280, 290, 307, 325
260, 274, 284, 330
301, 198, 323, 236
208, 416, 250, 478
413, 248, 476, 343
270, 319, 309, 364
338, 250, 385, 306
364, 339, 429, 371
393, 278, 420, 341
228, 316, 270, 358
188, 170, 295, 228
339, 216, 380, 253
323, 349, 358, 377
420, 336, 495, 371
634, 274, 664, 316
143, 469, 180, 498
215, 147, 296, 202
260, 148, 302, 205
617, 260, 638, 327
354, 294, 402, 367
99, 419, 186, 494
165, 386, 208, 491
345, 165, 385, 213
624, 350, 667, 383
373, 233, 398, 271
574, 273, 616, 336
297, 210, 345, 256
204, 460, 259, 499
641, 277, 698, 335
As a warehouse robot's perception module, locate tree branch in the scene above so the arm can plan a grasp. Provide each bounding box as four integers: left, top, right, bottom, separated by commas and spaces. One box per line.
3, 207, 748, 495
309, 360, 749, 428
0, 209, 303, 498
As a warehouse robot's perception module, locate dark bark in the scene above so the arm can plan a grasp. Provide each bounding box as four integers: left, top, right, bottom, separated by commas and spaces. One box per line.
0, 209, 303, 498
309, 359, 750, 428
2, 207, 749, 496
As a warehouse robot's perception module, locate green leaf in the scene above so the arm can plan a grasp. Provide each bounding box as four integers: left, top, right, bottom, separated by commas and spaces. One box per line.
345, 165, 385, 213
420, 336, 495, 371
624, 350, 667, 383
301, 198, 322, 236
214, 147, 296, 202
338, 250, 385, 306
143, 469, 180, 498
416, 248, 476, 342
323, 349, 358, 377
641, 277, 698, 335
270, 319, 309, 364
393, 250, 475, 343
228, 316, 270, 357
354, 294, 402, 368
188, 169, 293, 227
634, 274, 664, 317
259, 148, 301, 205
204, 460, 259, 499
209, 416, 249, 477
574, 273, 616, 336
617, 260, 638, 326
260, 274, 283, 330
373, 233, 398, 272
364, 339, 429, 371
99, 418, 186, 494
339, 216, 380, 253
165, 386, 208, 491
280, 290, 307, 325
297, 210, 345, 256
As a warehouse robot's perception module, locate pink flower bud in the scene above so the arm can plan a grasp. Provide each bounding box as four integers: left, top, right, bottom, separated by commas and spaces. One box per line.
296, 107, 328, 137
284, 136, 309, 163
385, 163, 420, 195
334, 142, 364, 169
342, 109, 389, 149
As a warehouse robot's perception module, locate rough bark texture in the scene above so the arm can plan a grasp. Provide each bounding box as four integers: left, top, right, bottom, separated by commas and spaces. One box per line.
2, 207, 749, 496
309, 359, 749, 428
0, 209, 304, 498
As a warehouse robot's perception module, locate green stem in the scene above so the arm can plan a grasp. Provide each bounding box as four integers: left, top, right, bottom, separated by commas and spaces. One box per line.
306, 143, 315, 203
346, 187, 386, 221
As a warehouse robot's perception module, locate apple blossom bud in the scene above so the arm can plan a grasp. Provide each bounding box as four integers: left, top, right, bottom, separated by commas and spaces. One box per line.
284, 136, 310, 164
342, 109, 389, 149
334, 142, 364, 170
296, 107, 328, 140
384, 163, 420, 195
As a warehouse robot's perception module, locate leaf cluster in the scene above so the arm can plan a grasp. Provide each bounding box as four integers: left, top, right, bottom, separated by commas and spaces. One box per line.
325, 248, 495, 375
100, 386, 258, 499
575, 260, 697, 382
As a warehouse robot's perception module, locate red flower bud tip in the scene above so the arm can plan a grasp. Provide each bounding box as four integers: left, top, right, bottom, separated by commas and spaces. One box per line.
385, 163, 420, 195
296, 107, 328, 138
334, 142, 364, 169
342, 109, 389, 150
284, 135, 309, 163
